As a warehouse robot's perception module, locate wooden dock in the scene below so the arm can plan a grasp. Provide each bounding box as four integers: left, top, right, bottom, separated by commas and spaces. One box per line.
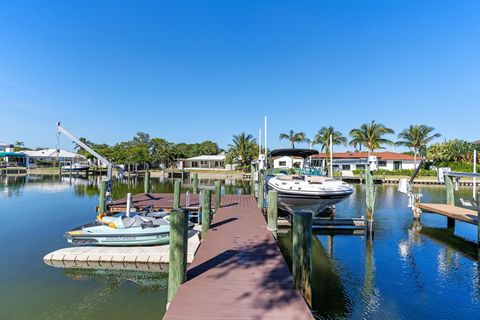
164, 194, 314, 320
43, 230, 201, 272
108, 192, 219, 212
418, 203, 478, 225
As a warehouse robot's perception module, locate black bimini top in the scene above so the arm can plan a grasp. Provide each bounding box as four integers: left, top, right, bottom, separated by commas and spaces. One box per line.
269, 148, 319, 158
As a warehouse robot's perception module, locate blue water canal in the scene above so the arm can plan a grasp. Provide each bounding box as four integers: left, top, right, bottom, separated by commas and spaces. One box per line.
0, 175, 479, 319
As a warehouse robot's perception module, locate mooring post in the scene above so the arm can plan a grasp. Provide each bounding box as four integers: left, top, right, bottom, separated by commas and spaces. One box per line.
445, 174, 455, 229
201, 190, 212, 239
258, 171, 264, 209
192, 173, 198, 194
292, 211, 312, 306
214, 181, 221, 212
267, 190, 278, 236
144, 169, 151, 193
167, 208, 189, 306
98, 179, 106, 214
365, 167, 375, 230
250, 165, 255, 195
173, 180, 181, 209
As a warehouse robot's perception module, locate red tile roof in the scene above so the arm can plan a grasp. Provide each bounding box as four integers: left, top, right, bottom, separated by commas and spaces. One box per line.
313, 151, 419, 161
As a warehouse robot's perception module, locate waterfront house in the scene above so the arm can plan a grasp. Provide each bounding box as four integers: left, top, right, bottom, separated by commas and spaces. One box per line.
23, 149, 86, 168
177, 154, 237, 171
313, 151, 420, 176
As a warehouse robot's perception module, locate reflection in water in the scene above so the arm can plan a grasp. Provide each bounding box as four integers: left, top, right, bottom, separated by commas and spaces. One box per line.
362, 235, 380, 318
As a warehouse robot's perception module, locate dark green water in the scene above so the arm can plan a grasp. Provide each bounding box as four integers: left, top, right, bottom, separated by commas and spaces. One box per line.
0, 175, 479, 319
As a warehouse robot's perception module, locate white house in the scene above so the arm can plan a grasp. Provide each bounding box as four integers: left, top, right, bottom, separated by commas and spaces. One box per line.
273, 156, 304, 169
177, 154, 237, 171
23, 149, 86, 168
312, 152, 421, 176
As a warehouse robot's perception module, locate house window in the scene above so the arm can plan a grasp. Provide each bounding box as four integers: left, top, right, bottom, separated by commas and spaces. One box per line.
356, 164, 365, 169
279, 161, 287, 167
394, 161, 402, 170
378, 161, 387, 167
191, 161, 198, 168
342, 165, 351, 170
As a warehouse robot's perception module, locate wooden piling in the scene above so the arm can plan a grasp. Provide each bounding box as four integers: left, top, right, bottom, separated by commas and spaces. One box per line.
267, 190, 278, 235
144, 169, 151, 193
292, 211, 312, 306
201, 190, 212, 239
173, 180, 181, 209
98, 179, 106, 214
445, 174, 455, 206
250, 165, 255, 195
167, 208, 189, 305
365, 168, 375, 224
192, 173, 198, 194
258, 171, 264, 209
214, 181, 221, 211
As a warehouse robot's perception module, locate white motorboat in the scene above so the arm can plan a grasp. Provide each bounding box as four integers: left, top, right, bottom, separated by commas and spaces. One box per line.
61, 162, 91, 172
267, 149, 354, 215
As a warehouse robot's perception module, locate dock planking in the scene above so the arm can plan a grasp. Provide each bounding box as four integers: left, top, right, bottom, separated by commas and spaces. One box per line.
108, 192, 223, 212
163, 194, 314, 320
418, 203, 478, 225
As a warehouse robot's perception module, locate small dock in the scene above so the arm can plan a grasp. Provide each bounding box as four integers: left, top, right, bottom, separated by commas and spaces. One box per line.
44, 230, 201, 272
164, 194, 314, 320
418, 203, 478, 225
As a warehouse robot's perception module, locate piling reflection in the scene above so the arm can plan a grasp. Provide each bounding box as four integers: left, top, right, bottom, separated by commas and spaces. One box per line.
362, 234, 379, 317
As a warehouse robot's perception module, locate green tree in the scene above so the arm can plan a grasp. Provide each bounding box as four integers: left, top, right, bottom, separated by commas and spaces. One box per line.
427, 140, 476, 163
151, 138, 177, 168
226, 133, 258, 172
349, 121, 395, 153
314, 126, 347, 168
396, 125, 441, 167
279, 129, 306, 148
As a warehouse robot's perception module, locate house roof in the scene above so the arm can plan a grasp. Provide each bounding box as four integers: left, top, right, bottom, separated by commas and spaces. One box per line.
313, 151, 418, 161
23, 149, 85, 159
270, 149, 318, 158
183, 154, 225, 161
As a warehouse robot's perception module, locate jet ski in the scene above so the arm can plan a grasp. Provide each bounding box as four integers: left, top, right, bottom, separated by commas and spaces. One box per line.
65, 212, 195, 246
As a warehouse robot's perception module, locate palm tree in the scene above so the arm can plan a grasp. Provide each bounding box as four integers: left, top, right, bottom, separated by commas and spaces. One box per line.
279, 130, 306, 148
349, 121, 395, 154
314, 126, 347, 168
227, 133, 258, 171
396, 125, 441, 167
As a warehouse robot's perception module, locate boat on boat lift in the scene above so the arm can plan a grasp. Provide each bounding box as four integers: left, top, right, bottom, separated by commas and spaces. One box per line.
267, 149, 354, 215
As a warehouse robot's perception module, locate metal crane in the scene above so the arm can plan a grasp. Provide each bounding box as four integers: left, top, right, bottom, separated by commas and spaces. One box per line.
56, 121, 122, 202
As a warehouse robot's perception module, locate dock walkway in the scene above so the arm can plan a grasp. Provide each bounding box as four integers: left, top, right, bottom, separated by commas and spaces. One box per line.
164, 194, 313, 320
418, 203, 478, 225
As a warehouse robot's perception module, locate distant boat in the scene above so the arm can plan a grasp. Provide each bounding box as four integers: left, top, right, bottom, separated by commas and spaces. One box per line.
61, 163, 91, 172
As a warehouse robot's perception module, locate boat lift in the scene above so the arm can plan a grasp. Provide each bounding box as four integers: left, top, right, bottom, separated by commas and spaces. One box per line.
56, 122, 123, 203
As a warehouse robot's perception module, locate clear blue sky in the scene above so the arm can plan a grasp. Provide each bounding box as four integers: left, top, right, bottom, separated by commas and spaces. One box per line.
1, 0, 479, 151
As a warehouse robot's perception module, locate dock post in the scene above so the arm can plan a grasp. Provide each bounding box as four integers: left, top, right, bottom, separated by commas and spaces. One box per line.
267, 190, 278, 237
167, 208, 189, 306
192, 173, 198, 194
98, 179, 106, 214
214, 181, 221, 211
173, 180, 181, 209
201, 190, 212, 239
144, 169, 151, 193
258, 171, 264, 209
365, 168, 375, 230
250, 165, 255, 195
292, 211, 312, 306
445, 174, 455, 206
445, 175, 455, 230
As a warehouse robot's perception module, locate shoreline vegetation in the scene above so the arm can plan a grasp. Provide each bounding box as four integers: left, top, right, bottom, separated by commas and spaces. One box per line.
12, 122, 479, 176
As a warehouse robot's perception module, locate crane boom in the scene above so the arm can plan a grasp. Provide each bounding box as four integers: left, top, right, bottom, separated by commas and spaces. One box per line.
56, 122, 112, 167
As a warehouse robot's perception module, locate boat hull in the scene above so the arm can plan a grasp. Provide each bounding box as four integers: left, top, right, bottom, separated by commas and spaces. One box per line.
276, 190, 353, 215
